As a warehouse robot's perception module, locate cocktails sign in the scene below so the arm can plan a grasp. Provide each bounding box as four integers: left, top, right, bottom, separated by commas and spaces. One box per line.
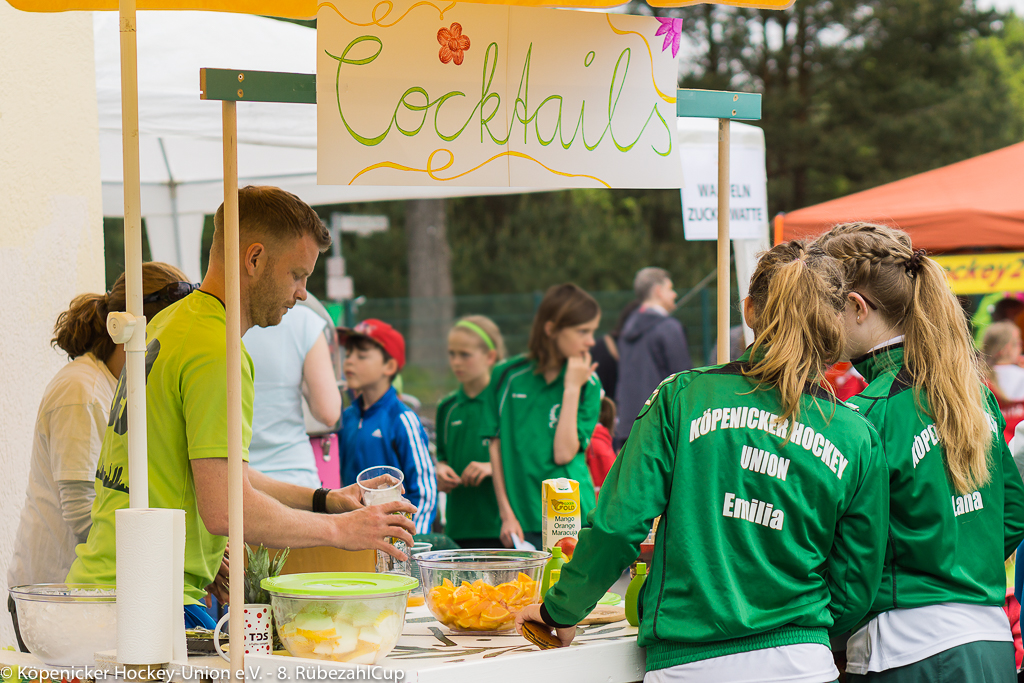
316, 0, 685, 188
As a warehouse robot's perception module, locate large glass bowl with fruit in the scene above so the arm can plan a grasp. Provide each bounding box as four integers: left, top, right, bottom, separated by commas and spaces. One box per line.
415, 549, 550, 634
261, 573, 417, 663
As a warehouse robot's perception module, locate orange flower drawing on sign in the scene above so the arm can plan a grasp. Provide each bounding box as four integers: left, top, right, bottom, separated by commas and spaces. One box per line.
437, 23, 470, 65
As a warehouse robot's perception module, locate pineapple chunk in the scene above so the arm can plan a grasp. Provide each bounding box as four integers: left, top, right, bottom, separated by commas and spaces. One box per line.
333, 639, 379, 664
358, 626, 383, 645
312, 638, 341, 655
331, 621, 359, 655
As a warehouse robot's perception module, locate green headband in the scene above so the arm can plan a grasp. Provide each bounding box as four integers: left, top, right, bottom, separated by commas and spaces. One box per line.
455, 320, 495, 351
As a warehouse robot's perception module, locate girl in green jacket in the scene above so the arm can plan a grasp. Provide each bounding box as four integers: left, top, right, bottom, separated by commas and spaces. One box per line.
516, 242, 889, 683
818, 222, 1024, 683
483, 283, 603, 549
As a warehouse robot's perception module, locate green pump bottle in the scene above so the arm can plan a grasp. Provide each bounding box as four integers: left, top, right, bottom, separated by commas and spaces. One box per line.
625, 563, 647, 627
540, 547, 564, 595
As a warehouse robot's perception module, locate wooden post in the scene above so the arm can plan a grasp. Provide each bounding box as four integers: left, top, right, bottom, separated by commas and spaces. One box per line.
222, 100, 245, 676
717, 119, 730, 364
119, 0, 148, 510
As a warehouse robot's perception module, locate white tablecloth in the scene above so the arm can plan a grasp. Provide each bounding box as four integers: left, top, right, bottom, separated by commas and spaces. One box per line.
246, 603, 645, 683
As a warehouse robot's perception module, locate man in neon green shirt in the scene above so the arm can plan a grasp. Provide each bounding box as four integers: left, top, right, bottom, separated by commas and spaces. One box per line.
69, 186, 417, 605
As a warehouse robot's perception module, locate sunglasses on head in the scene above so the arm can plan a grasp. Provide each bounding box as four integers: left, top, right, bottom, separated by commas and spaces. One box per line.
143, 281, 199, 305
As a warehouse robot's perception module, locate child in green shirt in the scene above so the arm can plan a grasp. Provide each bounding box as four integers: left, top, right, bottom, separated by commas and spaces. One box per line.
482, 284, 603, 549
435, 316, 506, 548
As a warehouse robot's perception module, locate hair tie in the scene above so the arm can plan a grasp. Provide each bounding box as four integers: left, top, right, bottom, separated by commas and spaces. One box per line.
905, 249, 926, 275
455, 320, 495, 351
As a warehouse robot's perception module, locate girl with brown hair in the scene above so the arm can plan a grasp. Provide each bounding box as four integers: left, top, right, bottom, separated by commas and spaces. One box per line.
482, 284, 603, 549
515, 241, 888, 683
817, 222, 1024, 683
7, 262, 191, 651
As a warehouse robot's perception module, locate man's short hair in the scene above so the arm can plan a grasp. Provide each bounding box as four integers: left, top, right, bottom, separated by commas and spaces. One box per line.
634, 267, 671, 302
212, 185, 331, 258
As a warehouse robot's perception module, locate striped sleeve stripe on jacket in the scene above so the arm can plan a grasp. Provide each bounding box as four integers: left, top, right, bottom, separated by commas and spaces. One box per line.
400, 411, 436, 534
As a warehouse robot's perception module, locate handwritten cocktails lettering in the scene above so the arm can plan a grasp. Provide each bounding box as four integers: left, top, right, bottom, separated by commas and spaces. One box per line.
325, 36, 673, 156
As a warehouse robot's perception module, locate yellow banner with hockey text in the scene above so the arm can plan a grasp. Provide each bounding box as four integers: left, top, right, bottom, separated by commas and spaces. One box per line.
936, 252, 1024, 295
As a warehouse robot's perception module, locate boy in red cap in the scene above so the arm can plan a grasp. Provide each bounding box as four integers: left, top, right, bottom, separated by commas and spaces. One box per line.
339, 320, 436, 534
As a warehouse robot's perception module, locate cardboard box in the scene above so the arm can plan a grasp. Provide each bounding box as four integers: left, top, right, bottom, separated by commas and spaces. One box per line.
542, 478, 581, 551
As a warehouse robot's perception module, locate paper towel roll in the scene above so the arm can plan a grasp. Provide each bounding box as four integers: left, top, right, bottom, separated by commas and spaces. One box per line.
116, 508, 186, 664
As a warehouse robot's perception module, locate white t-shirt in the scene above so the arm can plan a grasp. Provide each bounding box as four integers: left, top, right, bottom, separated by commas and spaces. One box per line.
243, 305, 329, 488
845, 603, 1012, 674
995, 364, 1024, 402
8, 353, 117, 587
644, 643, 838, 683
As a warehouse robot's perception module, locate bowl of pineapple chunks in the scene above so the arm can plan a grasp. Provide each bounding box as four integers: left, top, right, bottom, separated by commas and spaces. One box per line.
415, 550, 551, 634
261, 573, 417, 663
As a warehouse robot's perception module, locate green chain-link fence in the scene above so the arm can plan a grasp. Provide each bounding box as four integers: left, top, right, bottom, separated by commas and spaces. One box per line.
327, 281, 742, 414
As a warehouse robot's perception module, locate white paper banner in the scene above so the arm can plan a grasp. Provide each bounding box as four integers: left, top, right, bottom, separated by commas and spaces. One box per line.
681, 143, 768, 241
316, 0, 684, 188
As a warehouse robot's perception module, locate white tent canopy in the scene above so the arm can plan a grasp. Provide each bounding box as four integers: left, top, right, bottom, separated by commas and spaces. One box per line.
95, 11, 768, 282
94, 11, 545, 281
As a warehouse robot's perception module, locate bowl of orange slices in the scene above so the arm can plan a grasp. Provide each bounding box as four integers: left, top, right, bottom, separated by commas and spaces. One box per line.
416, 550, 550, 634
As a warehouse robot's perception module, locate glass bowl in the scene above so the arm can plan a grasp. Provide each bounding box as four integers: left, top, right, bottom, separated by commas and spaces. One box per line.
262, 572, 416, 663
9, 584, 117, 666
415, 549, 550, 634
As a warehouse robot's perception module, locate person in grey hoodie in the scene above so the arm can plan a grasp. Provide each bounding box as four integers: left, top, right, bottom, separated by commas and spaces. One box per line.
614, 267, 692, 449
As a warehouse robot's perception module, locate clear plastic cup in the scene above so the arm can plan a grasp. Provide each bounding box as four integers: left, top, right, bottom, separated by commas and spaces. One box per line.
357, 466, 410, 575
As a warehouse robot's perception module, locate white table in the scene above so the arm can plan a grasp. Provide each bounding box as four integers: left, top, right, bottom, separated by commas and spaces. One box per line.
246, 603, 645, 683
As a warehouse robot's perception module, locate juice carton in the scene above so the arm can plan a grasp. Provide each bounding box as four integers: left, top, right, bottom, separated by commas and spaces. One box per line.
542, 478, 581, 552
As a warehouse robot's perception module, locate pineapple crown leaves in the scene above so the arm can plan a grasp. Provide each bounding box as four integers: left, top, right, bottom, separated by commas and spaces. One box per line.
243, 544, 291, 605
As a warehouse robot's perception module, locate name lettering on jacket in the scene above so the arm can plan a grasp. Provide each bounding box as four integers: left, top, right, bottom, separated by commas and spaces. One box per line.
689, 407, 849, 479
739, 446, 790, 481
911, 425, 938, 468
951, 491, 984, 517
723, 492, 785, 530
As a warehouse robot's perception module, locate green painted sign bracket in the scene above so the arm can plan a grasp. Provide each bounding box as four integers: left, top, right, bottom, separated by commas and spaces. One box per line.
199, 68, 761, 122
200, 68, 316, 104
676, 89, 761, 121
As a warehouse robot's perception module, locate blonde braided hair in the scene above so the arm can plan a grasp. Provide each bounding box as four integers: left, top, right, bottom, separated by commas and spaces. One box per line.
816, 222, 991, 494
745, 240, 848, 428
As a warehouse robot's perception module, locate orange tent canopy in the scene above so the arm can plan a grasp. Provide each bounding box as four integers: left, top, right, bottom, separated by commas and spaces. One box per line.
777, 141, 1024, 253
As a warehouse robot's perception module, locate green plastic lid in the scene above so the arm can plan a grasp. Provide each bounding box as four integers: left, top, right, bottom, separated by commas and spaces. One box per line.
636, 563, 647, 576
551, 547, 563, 558
261, 572, 418, 597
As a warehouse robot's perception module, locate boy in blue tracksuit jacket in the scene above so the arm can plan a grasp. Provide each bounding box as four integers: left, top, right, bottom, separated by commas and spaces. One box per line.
339, 319, 436, 534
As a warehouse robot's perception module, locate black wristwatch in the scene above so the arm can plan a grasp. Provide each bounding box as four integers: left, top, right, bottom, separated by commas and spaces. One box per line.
313, 487, 332, 513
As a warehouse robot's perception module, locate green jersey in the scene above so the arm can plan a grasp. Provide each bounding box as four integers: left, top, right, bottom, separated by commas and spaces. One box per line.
67, 291, 254, 604
541, 351, 889, 672
480, 355, 600, 534
436, 386, 501, 540
850, 344, 1024, 619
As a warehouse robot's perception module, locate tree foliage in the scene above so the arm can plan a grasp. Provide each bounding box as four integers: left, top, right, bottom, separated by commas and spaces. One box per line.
308, 189, 717, 301
642, 0, 1024, 214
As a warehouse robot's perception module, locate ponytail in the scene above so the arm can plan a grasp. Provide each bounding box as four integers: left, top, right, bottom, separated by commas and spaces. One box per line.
746, 241, 847, 427
51, 261, 189, 362
905, 257, 991, 493
53, 293, 114, 360
817, 222, 991, 494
